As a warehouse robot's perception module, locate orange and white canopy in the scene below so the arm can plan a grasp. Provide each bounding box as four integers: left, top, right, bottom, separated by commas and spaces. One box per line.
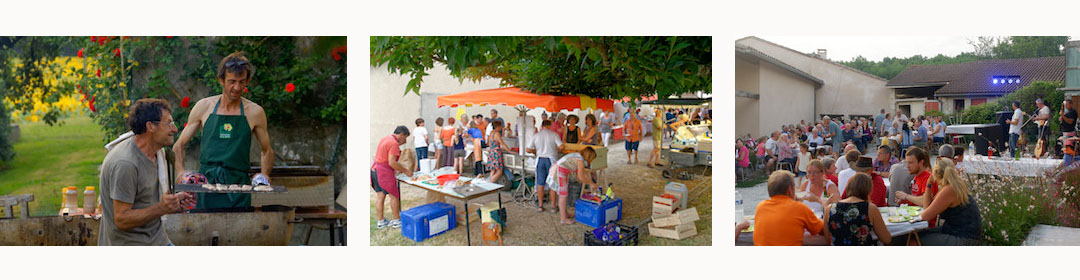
436, 87, 614, 112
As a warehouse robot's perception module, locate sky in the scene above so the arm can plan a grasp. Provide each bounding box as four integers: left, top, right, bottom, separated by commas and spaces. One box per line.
760, 35, 1078, 63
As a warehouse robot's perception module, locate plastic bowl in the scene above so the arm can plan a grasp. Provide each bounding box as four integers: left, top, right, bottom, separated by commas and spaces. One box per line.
437, 174, 460, 185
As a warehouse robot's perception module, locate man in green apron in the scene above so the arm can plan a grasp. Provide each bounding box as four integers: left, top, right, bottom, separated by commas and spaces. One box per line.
173, 52, 275, 209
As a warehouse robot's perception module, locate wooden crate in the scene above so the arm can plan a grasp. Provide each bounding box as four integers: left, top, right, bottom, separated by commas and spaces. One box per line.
653, 207, 700, 227
652, 196, 676, 218
648, 221, 697, 240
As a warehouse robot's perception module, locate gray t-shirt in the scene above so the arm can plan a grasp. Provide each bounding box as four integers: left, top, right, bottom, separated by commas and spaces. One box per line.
888, 163, 915, 205
98, 138, 170, 246
600, 114, 614, 133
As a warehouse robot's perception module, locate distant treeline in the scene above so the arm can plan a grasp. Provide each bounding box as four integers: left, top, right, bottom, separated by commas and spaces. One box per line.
836, 36, 1069, 80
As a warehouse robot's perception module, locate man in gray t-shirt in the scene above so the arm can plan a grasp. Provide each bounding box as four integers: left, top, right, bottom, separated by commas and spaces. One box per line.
100, 99, 195, 246
888, 161, 915, 206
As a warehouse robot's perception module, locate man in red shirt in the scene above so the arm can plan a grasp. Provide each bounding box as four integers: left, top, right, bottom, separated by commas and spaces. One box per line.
754, 170, 825, 246
848, 156, 887, 206
894, 146, 938, 227
372, 126, 414, 229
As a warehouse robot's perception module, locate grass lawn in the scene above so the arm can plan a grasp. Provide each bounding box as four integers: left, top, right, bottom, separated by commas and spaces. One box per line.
0, 116, 106, 216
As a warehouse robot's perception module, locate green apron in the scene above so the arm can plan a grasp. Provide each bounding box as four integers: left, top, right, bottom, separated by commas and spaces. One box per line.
195, 97, 252, 209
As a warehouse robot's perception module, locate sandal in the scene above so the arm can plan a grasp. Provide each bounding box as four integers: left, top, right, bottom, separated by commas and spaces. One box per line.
537, 206, 544, 212
561, 219, 574, 225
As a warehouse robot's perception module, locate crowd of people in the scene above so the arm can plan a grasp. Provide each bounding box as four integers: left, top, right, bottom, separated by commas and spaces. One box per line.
373, 106, 712, 228
736, 107, 987, 246
736, 109, 951, 181
740, 140, 981, 246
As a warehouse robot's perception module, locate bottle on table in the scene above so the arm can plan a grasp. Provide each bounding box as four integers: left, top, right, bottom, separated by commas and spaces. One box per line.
83, 186, 97, 214
735, 190, 745, 221
63, 186, 78, 211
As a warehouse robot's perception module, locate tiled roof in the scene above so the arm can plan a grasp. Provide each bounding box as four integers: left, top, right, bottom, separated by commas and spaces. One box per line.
887, 56, 1065, 95
736, 44, 823, 86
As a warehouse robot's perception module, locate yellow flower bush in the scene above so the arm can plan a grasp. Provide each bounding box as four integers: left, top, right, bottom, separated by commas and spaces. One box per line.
5, 56, 91, 123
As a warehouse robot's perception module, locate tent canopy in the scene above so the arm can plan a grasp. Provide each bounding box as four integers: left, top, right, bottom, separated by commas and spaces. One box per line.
436, 87, 615, 112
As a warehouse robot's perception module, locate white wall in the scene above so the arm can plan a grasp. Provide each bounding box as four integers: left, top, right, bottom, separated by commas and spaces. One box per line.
736, 37, 894, 119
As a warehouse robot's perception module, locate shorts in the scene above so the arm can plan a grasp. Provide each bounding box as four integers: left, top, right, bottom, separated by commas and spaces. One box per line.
536, 157, 552, 187
453, 149, 466, 158
625, 140, 640, 151
415, 147, 428, 160
933, 137, 944, 144
797, 171, 806, 177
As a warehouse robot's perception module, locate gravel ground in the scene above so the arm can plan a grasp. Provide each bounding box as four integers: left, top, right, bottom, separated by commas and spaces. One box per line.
370, 133, 712, 246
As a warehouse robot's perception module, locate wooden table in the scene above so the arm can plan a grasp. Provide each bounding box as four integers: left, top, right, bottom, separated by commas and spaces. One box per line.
294, 209, 347, 246
398, 171, 504, 246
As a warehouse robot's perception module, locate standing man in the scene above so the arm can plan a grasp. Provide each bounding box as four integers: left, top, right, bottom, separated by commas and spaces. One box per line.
874, 109, 886, 138
100, 99, 195, 245
826, 116, 844, 158
527, 120, 564, 212
624, 110, 643, 164
370, 126, 413, 229
174, 52, 275, 209
1061, 99, 1078, 165
896, 109, 909, 124
413, 118, 429, 170
649, 108, 665, 168
1007, 101, 1024, 158
1035, 98, 1052, 157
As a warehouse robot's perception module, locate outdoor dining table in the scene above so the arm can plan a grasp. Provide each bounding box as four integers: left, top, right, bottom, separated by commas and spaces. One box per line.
397, 167, 504, 246
735, 208, 928, 246
960, 155, 1062, 177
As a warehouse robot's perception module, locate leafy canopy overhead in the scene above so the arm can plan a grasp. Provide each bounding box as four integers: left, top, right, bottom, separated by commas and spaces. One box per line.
370, 36, 711, 100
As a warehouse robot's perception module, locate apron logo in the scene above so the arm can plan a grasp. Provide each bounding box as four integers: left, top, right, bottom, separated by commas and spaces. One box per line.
220, 123, 233, 139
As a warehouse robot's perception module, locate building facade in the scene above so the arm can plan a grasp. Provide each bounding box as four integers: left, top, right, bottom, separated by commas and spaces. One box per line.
735, 36, 894, 138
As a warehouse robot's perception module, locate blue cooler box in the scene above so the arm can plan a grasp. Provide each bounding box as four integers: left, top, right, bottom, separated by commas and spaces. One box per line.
575, 198, 622, 228
401, 202, 457, 242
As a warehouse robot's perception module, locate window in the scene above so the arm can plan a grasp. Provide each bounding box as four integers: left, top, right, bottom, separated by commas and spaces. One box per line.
955, 99, 966, 113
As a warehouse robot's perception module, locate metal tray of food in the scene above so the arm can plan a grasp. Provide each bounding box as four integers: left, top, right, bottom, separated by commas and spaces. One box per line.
174, 184, 287, 193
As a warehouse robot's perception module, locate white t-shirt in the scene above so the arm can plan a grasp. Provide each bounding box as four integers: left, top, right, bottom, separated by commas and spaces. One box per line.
837, 168, 856, 196
835, 157, 850, 172
413, 126, 428, 148
765, 138, 778, 156
1039, 106, 1051, 126
1010, 108, 1024, 135
528, 129, 563, 161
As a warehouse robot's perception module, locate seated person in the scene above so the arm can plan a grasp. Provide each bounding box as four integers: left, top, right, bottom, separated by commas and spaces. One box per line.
824, 173, 891, 246
907, 158, 983, 245
754, 170, 825, 246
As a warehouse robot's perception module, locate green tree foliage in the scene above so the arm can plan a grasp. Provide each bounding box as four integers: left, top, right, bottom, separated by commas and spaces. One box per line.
839, 36, 1069, 80
0, 36, 73, 126
992, 36, 1068, 59
0, 93, 12, 163
370, 36, 711, 100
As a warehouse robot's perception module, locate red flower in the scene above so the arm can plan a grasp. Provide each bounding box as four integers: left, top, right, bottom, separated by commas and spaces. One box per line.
243, 87, 248, 93
89, 95, 96, 113
183, 122, 187, 128
122, 36, 130, 40
77, 48, 84, 58
181, 96, 191, 108
166, 36, 173, 38
285, 83, 295, 93
332, 52, 341, 61
90, 36, 97, 43
113, 48, 121, 58
96, 69, 101, 78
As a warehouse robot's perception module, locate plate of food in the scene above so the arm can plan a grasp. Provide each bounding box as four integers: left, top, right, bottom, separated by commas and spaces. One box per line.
742, 224, 755, 233
887, 215, 909, 223
412, 174, 434, 182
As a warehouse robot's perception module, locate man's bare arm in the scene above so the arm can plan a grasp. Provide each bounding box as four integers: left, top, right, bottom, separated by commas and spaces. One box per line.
172, 98, 208, 177
251, 105, 274, 180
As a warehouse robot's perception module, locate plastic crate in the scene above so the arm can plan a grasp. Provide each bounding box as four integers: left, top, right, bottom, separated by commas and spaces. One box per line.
584, 223, 639, 246
574, 198, 622, 228
400, 202, 456, 242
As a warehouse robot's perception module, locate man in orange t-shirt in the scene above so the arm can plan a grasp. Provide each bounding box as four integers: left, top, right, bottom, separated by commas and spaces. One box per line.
754, 170, 825, 246
624, 112, 643, 164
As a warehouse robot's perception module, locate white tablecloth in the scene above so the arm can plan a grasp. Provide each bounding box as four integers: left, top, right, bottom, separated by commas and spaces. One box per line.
944, 124, 999, 135
960, 155, 1062, 177
396, 167, 503, 197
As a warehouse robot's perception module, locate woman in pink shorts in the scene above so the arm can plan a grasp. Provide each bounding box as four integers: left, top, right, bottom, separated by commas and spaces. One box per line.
546, 147, 599, 224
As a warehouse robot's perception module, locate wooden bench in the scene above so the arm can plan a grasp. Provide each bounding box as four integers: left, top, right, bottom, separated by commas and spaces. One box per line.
0, 194, 35, 219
